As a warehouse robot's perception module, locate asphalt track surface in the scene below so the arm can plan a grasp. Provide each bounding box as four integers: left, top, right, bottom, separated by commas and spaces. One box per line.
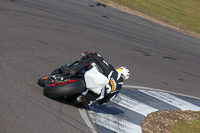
1, 0, 200, 133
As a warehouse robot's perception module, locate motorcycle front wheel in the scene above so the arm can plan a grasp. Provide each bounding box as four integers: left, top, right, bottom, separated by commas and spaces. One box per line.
38, 76, 51, 87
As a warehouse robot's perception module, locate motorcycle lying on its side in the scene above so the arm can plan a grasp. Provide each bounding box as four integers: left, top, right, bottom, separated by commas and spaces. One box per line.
38, 61, 109, 102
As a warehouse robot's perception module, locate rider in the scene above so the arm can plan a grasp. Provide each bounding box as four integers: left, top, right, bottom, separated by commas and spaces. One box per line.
60, 52, 130, 108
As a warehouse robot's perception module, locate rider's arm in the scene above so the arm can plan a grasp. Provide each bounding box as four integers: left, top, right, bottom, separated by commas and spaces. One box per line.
97, 70, 124, 105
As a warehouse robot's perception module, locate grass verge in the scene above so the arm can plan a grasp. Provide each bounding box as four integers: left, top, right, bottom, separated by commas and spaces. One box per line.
142, 110, 200, 133
170, 111, 200, 133
98, 0, 200, 38
171, 120, 200, 133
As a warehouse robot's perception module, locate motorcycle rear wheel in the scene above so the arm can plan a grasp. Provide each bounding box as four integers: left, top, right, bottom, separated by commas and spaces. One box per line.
44, 78, 85, 98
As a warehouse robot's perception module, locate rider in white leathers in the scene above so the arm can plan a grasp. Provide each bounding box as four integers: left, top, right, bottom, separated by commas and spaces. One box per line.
61, 52, 130, 108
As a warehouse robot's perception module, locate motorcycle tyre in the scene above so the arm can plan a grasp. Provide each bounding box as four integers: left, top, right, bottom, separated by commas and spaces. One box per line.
44, 78, 85, 98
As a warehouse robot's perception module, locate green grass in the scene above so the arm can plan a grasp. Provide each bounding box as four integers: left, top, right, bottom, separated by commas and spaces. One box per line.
102, 0, 200, 35
170, 119, 200, 133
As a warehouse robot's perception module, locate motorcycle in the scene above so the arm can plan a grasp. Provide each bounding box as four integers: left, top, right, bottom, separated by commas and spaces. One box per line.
38, 61, 109, 101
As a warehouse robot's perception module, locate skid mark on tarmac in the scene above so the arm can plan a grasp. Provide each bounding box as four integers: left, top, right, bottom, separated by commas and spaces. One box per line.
88, 88, 200, 133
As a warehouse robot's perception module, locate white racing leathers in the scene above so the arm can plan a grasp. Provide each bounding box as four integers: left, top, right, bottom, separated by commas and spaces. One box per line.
84, 60, 124, 105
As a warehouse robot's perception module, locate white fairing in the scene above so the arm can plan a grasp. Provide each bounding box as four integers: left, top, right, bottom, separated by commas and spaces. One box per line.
84, 63, 109, 94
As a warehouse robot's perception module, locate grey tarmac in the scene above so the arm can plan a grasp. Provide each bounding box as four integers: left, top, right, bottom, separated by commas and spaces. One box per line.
1, 0, 200, 133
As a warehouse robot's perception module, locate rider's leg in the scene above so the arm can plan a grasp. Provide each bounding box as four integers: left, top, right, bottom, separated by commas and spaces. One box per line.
85, 91, 100, 102
76, 90, 100, 109
61, 58, 91, 75
90, 53, 115, 76
61, 52, 114, 75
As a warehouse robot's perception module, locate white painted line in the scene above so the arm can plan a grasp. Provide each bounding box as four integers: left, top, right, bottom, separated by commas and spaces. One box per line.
139, 90, 200, 111
79, 109, 98, 133
89, 107, 142, 133
123, 85, 200, 100
80, 85, 200, 133
111, 93, 158, 116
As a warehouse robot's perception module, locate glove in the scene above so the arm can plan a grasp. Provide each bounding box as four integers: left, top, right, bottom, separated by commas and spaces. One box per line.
77, 95, 90, 109
77, 95, 84, 102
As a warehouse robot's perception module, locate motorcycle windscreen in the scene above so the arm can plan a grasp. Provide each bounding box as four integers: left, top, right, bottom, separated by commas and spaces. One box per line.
84, 66, 109, 94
